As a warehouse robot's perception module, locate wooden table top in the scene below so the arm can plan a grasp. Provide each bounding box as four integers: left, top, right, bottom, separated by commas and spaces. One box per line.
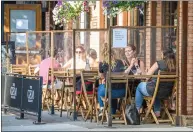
110, 72, 178, 79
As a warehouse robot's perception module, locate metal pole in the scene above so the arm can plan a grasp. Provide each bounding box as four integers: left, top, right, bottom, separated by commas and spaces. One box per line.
51, 31, 55, 114
60, 81, 65, 117
107, 23, 112, 126
38, 77, 43, 123
72, 29, 77, 121
20, 75, 24, 119
84, 11, 90, 51
175, 25, 180, 126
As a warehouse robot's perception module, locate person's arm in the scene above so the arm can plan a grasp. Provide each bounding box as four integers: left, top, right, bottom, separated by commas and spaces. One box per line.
62, 58, 72, 69
124, 58, 135, 73
34, 66, 40, 74
146, 62, 159, 81
139, 60, 145, 74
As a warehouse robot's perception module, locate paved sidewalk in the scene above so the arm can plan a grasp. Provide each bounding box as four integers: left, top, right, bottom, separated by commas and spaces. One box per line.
2, 111, 193, 131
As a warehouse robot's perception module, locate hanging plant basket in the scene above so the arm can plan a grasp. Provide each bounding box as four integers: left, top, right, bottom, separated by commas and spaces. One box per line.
53, 1, 85, 27
102, 1, 146, 18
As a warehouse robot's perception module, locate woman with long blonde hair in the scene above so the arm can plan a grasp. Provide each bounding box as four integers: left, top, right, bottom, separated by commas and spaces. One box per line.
98, 43, 126, 119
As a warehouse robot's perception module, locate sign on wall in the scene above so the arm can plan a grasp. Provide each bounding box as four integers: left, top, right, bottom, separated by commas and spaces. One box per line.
112, 28, 127, 48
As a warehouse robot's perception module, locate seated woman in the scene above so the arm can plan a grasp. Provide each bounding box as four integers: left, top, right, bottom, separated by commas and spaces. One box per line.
135, 49, 176, 117
123, 44, 145, 97
62, 45, 93, 92
98, 49, 126, 118
63, 45, 86, 69
123, 44, 145, 75
86, 48, 98, 68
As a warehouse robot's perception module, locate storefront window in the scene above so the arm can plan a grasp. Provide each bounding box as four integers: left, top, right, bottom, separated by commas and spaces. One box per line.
162, 1, 178, 53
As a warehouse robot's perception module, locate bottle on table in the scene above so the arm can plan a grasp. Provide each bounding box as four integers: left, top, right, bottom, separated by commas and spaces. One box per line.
85, 59, 91, 71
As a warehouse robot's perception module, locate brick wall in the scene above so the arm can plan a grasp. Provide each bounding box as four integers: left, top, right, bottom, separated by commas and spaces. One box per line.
156, 1, 162, 61
145, 2, 151, 69
187, 1, 193, 115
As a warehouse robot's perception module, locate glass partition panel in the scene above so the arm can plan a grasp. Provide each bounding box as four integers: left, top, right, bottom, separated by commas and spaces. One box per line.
27, 32, 51, 66
74, 29, 108, 70
53, 30, 73, 67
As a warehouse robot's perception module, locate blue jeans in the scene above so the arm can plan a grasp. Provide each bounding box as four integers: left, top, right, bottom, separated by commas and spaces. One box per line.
135, 82, 161, 112
98, 84, 126, 114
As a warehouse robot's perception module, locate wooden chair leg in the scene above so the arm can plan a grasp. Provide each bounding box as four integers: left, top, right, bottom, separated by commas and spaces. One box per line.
76, 95, 81, 112
60, 82, 65, 117
127, 88, 132, 104
143, 100, 154, 124
151, 109, 159, 124
43, 88, 51, 113
85, 107, 91, 121
164, 106, 174, 124
105, 110, 108, 123
101, 99, 107, 124
121, 102, 127, 125
95, 97, 99, 124
90, 86, 95, 122
42, 89, 46, 110
77, 93, 87, 120
64, 89, 68, 110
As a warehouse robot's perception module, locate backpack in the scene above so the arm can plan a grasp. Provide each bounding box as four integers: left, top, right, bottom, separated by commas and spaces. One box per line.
125, 103, 140, 125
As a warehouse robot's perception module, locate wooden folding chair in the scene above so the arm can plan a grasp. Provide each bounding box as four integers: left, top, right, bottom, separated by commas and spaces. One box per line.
28, 65, 37, 76
101, 78, 129, 125
53, 68, 75, 117
76, 70, 98, 122
65, 69, 84, 118
42, 68, 52, 112
10, 64, 27, 75
143, 70, 176, 125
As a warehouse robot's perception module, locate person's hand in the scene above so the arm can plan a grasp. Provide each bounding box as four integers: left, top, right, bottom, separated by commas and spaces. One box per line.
130, 58, 136, 66
101, 79, 106, 84
143, 68, 149, 75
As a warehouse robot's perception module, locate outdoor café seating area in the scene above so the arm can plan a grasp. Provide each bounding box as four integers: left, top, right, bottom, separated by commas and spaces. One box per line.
2, 26, 179, 126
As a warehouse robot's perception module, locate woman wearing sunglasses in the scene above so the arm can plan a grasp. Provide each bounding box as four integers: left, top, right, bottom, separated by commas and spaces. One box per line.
63, 45, 86, 69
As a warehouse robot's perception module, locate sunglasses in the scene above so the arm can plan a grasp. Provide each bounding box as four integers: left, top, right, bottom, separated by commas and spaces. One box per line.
125, 50, 132, 53
76, 51, 82, 54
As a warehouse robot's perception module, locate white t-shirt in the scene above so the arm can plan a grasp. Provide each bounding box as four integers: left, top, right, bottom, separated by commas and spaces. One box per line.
63, 58, 86, 69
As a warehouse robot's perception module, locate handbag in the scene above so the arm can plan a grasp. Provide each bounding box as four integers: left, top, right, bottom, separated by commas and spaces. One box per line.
125, 103, 140, 125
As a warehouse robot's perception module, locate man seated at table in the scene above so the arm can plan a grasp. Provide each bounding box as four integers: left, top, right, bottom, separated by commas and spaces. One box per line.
97, 49, 126, 119
35, 49, 61, 104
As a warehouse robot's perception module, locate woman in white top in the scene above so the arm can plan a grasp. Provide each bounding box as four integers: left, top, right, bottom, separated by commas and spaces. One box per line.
63, 45, 86, 69
86, 48, 98, 68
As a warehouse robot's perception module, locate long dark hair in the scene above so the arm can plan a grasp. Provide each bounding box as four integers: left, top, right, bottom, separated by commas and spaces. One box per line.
163, 50, 176, 72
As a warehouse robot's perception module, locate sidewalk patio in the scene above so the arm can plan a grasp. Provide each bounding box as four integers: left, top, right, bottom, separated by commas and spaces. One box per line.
2, 111, 193, 131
